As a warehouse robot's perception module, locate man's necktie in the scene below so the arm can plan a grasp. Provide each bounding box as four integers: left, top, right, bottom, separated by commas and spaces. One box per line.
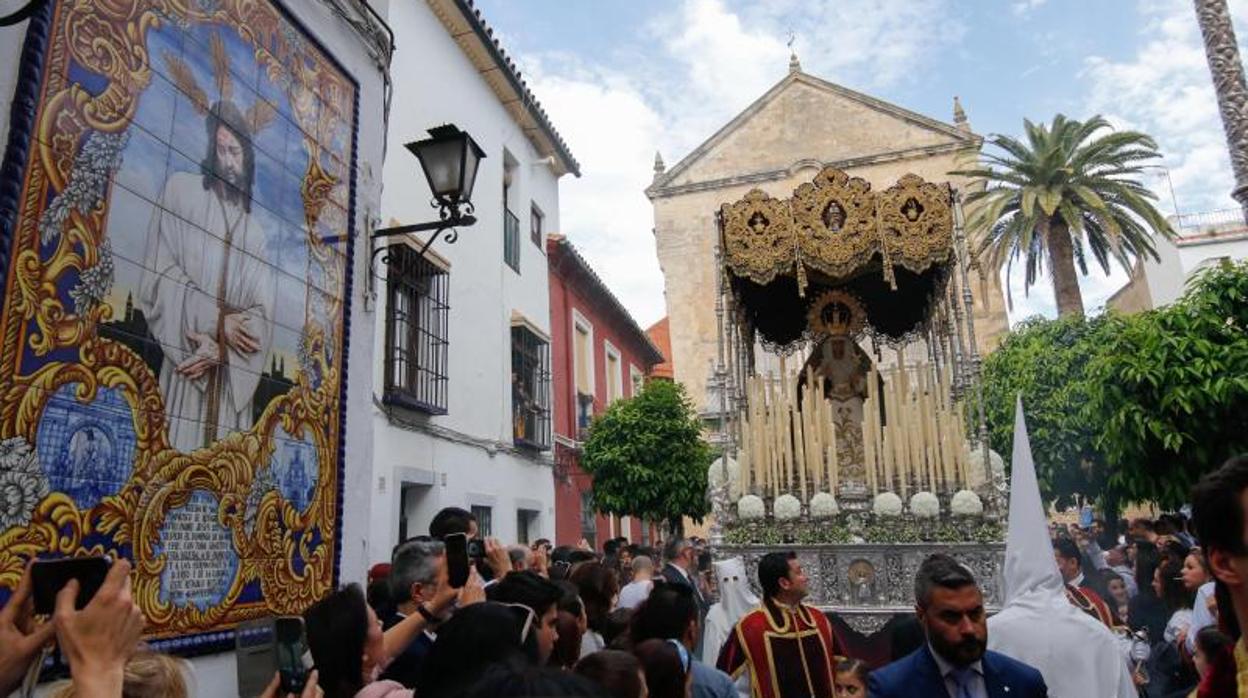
949, 666, 977, 698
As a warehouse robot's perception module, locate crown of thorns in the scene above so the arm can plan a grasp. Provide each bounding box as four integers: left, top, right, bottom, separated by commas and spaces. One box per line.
162, 31, 278, 137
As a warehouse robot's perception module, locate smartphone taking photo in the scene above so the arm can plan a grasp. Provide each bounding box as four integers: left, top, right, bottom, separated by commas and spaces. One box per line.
275, 616, 308, 694
445, 532, 470, 588
31, 556, 112, 615
235, 618, 278, 698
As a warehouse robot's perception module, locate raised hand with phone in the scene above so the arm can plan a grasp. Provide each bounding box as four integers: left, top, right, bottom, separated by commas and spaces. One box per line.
0, 561, 57, 696
52, 557, 146, 698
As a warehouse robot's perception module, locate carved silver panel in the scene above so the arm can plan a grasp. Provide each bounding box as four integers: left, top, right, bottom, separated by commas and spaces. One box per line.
717, 542, 1006, 630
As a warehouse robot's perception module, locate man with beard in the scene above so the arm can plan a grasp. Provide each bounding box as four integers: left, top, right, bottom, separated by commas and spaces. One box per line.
716, 551, 840, 698
140, 99, 275, 450
869, 554, 1048, 698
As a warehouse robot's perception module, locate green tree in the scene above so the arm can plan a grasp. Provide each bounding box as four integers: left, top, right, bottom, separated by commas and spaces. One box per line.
1083, 260, 1248, 507
981, 314, 1116, 516
580, 379, 711, 533
954, 114, 1174, 318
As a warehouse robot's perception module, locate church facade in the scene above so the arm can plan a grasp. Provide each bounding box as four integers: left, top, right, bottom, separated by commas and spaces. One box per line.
647, 60, 1010, 413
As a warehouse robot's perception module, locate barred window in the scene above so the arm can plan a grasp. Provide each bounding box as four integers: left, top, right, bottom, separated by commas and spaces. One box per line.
511, 325, 551, 450
383, 245, 449, 414
471, 505, 493, 537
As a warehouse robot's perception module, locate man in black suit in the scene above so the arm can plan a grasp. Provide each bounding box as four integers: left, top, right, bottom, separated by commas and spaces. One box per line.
380, 538, 448, 688
661, 538, 709, 655
869, 554, 1047, 698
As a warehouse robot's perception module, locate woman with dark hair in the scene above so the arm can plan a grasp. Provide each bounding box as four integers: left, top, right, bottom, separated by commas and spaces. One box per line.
833, 658, 869, 698
1193, 626, 1236, 696
303, 584, 411, 698
1129, 540, 1168, 642
633, 639, 690, 698
1103, 571, 1131, 628
1154, 556, 1198, 644
603, 607, 635, 649
550, 610, 585, 669
575, 650, 648, 698
572, 562, 620, 658
1142, 556, 1199, 697
417, 602, 542, 698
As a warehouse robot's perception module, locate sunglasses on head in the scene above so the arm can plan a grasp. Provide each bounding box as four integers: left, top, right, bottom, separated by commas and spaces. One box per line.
665, 639, 691, 675
501, 603, 537, 645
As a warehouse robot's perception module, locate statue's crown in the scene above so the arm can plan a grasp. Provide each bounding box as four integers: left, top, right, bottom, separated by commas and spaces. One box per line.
807, 290, 866, 338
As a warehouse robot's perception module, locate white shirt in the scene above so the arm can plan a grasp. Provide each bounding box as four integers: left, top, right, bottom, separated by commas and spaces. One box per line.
580, 630, 605, 658
1164, 608, 1193, 644
392, 611, 438, 643
929, 644, 987, 698
618, 579, 654, 610
1187, 582, 1216, 653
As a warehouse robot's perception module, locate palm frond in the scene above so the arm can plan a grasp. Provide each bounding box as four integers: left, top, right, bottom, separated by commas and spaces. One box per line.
952, 112, 1175, 313
210, 32, 232, 101
162, 50, 208, 115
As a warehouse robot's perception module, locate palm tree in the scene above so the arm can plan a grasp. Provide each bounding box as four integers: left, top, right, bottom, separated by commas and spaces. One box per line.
953, 114, 1175, 318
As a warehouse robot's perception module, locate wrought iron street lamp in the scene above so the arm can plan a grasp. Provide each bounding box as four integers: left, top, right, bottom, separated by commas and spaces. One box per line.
373, 124, 485, 257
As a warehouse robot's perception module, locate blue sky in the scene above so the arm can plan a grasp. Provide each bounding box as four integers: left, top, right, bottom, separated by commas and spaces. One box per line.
475, 0, 1246, 326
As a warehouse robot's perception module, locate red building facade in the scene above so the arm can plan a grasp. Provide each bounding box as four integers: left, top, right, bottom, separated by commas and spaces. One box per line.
548, 235, 665, 548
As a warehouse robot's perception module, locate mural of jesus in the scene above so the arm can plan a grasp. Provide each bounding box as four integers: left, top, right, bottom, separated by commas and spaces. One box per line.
139, 100, 276, 451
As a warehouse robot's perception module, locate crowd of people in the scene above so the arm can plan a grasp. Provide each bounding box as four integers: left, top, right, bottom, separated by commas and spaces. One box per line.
0, 454, 1246, 697
1047, 510, 1223, 695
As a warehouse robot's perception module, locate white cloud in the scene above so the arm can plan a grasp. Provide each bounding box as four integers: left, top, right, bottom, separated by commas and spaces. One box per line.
1011, 0, 1048, 16
519, 0, 964, 327
517, 57, 669, 325
1081, 0, 1248, 215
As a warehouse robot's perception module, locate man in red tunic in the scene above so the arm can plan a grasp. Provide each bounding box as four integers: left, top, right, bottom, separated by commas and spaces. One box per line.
717, 551, 840, 698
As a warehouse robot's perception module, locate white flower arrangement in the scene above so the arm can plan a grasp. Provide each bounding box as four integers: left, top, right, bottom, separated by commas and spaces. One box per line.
773, 494, 802, 521
909, 491, 941, 519
872, 492, 903, 517
809, 492, 839, 519
951, 489, 984, 516
965, 444, 1006, 489
707, 456, 742, 500
737, 494, 765, 520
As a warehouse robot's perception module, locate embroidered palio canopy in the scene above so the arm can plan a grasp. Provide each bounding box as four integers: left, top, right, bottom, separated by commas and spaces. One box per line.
717, 167, 957, 350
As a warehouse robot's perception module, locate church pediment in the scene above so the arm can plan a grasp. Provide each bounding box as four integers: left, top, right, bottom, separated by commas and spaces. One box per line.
648, 72, 979, 198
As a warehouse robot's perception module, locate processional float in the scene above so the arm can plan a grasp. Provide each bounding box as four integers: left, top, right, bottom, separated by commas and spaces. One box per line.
707, 167, 1008, 633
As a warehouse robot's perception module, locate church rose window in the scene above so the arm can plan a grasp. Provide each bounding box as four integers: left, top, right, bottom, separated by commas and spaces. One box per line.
383, 245, 450, 414
511, 325, 552, 450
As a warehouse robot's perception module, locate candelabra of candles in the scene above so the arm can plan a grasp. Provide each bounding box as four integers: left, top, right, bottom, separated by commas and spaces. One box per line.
737, 357, 973, 505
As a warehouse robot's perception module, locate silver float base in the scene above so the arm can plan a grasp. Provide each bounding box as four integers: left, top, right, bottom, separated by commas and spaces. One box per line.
715, 542, 1006, 635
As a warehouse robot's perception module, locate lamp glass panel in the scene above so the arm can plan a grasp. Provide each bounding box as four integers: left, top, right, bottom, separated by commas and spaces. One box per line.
460, 144, 481, 202
415, 138, 465, 198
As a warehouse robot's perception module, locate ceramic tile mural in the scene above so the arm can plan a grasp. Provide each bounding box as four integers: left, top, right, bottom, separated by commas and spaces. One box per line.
0, 0, 355, 646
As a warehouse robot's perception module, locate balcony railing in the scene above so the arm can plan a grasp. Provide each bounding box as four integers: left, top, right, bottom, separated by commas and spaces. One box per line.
1175, 208, 1246, 233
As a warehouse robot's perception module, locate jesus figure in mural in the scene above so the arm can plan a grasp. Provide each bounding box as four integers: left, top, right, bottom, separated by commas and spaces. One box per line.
139, 100, 276, 451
